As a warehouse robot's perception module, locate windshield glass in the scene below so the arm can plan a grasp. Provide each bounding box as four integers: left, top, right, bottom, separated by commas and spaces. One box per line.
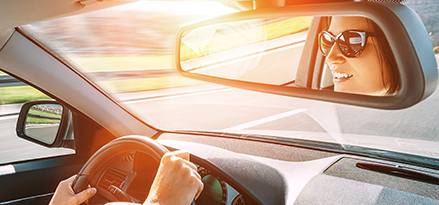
22, 0, 439, 160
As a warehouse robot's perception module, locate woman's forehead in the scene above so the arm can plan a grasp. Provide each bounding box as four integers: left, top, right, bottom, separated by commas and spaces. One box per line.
328, 16, 370, 35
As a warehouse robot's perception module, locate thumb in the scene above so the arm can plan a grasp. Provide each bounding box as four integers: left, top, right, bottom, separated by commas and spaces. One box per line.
75, 187, 97, 204
171, 150, 190, 161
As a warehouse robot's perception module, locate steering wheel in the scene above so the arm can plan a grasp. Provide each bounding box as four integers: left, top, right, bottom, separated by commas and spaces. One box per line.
72, 135, 168, 203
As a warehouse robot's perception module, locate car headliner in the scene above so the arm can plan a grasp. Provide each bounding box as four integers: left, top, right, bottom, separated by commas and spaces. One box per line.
0, 0, 404, 49
0, 0, 133, 47
0, 0, 337, 46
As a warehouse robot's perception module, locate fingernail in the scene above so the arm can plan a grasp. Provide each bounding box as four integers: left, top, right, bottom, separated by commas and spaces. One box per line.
89, 188, 97, 195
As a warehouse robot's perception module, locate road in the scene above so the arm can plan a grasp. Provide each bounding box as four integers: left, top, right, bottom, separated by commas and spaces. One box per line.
182, 32, 307, 85
123, 83, 439, 137
2, 80, 439, 164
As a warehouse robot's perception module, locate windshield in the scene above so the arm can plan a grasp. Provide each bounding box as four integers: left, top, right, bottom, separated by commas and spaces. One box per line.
22, 1, 439, 160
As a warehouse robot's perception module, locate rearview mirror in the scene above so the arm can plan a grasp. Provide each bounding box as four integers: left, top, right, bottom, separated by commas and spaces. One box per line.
175, 2, 438, 109
16, 100, 70, 147
180, 16, 312, 85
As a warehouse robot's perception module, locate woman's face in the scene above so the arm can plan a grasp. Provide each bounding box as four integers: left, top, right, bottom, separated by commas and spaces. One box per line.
326, 16, 392, 96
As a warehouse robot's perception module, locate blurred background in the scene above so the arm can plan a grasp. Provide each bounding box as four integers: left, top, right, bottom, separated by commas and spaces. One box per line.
1, 0, 438, 104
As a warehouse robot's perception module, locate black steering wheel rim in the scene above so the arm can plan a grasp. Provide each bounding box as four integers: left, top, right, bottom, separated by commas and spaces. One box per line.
72, 135, 168, 202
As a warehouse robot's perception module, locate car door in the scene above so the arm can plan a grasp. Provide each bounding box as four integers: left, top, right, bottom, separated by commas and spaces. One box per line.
0, 74, 84, 204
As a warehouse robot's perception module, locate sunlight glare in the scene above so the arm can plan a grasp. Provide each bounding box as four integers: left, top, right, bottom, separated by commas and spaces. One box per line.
121, 1, 238, 16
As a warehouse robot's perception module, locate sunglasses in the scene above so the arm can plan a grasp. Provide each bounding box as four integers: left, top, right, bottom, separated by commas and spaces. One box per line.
318, 30, 373, 58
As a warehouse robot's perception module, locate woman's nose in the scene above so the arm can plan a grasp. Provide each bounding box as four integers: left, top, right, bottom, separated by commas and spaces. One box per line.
325, 43, 346, 65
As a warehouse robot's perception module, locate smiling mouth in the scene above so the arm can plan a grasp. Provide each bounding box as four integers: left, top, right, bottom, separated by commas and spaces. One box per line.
333, 71, 353, 80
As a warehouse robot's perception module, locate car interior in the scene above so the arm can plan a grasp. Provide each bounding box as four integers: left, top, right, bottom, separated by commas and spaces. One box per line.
0, 0, 438, 205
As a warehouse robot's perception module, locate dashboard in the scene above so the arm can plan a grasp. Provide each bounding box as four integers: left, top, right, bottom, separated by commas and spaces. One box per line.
158, 133, 439, 205
91, 132, 439, 204
91, 144, 255, 205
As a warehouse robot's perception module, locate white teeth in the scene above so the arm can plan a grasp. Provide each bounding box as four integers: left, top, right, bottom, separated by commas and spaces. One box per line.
333, 72, 352, 79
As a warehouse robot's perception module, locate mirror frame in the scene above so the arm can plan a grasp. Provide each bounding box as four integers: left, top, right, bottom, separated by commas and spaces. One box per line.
175, 2, 438, 109
16, 100, 70, 147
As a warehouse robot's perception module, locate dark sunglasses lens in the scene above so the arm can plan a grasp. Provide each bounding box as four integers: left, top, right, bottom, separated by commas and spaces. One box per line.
319, 32, 334, 56
338, 31, 364, 57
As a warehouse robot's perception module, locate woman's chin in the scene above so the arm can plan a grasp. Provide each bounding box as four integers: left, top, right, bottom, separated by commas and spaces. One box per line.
334, 86, 364, 95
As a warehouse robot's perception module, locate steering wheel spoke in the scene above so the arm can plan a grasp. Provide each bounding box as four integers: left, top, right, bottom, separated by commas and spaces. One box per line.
72, 135, 168, 203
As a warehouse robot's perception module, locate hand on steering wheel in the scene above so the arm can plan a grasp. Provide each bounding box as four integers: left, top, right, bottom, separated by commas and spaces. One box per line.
69, 135, 203, 204
145, 151, 204, 205
49, 175, 97, 205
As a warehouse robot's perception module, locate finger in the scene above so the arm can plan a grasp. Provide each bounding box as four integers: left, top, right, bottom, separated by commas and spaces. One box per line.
171, 151, 200, 180
194, 178, 204, 200
65, 175, 78, 186
64, 174, 76, 183
191, 167, 202, 180
75, 187, 97, 204
181, 159, 198, 171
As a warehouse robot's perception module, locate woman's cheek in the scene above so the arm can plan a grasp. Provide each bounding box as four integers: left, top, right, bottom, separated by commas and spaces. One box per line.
350, 57, 383, 94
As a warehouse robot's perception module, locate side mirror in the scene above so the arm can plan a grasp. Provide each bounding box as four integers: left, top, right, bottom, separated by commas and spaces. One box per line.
175, 2, 438, 109
16, 100, 71, 147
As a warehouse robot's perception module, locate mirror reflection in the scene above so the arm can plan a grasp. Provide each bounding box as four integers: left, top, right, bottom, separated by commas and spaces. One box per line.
319, 16, 400, 96
180, 16, 313, 85
178, 15, 400, 97
24, 104, 63, 144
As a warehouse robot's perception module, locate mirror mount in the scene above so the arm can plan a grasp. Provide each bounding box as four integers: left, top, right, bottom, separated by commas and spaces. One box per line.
16, 100, 71, 148
253, 0, 285, 9
175, 2, 438, 109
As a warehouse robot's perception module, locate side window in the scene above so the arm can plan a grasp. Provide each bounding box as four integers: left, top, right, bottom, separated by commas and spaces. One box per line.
0, 72, 75, 165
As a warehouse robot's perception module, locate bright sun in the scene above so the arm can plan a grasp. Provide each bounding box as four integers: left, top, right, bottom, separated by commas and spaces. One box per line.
122, 1, 239, 17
